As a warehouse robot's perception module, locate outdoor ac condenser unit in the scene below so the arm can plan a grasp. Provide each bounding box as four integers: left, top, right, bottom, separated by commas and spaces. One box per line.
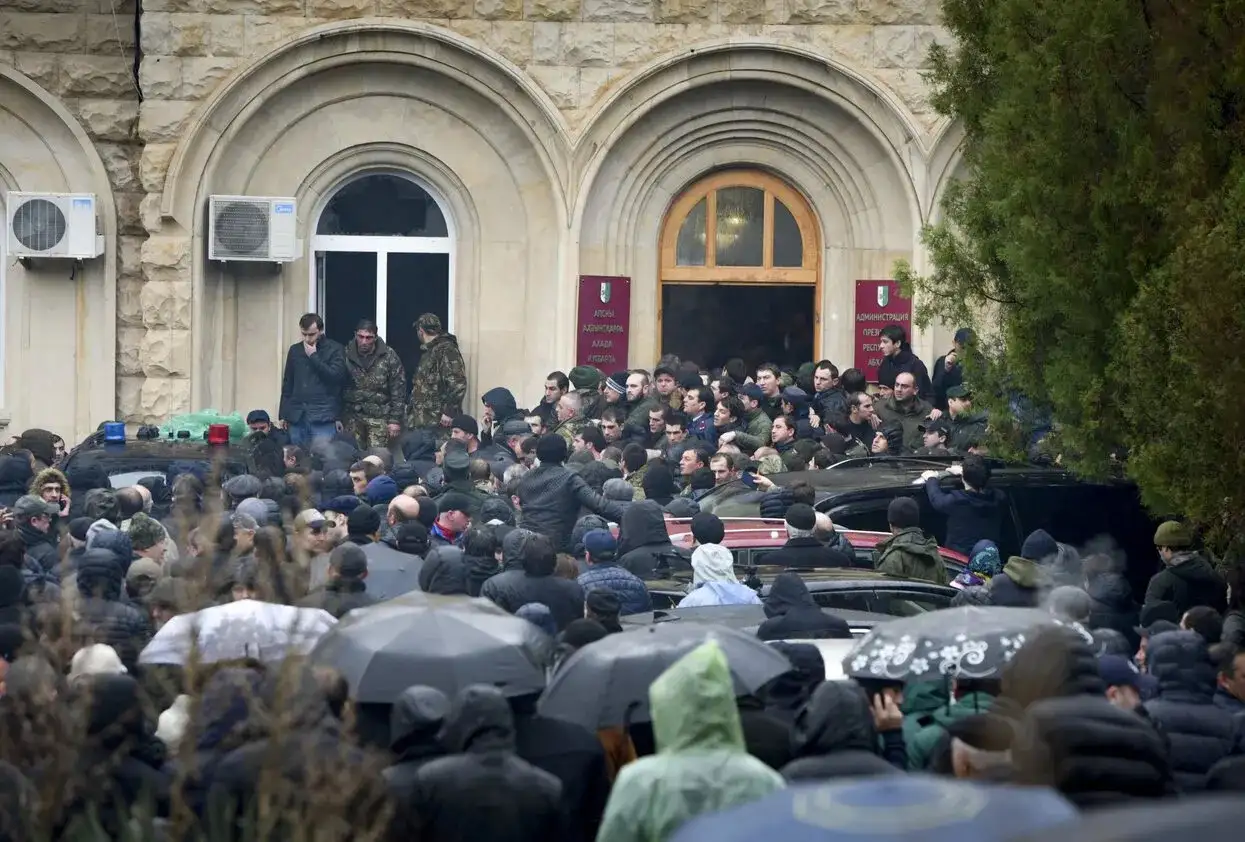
208, 195, 297, 262
5, 192, 104, 259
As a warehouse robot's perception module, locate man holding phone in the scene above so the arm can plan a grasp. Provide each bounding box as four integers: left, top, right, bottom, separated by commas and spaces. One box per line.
933, 328, 973, 412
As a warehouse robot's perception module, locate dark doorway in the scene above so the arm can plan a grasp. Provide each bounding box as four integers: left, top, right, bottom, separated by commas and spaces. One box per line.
661, 283, 815, 372
322, 252, 377, 347
387, 253, 450, 386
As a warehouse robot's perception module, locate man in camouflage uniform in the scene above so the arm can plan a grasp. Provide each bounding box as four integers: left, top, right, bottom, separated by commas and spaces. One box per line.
406, 313, 467, 433
550, 392, 587, 446
342, 319, 407, 450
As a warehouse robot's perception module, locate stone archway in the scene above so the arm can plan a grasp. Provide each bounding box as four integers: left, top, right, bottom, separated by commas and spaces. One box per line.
146, 20, 571, 420
573, 42, 924, 369
0, 66, 118, 439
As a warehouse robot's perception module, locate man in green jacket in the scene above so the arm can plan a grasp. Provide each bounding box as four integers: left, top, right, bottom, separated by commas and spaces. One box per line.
875, 372, 937, 453
872, 497, 948, 585
720, 384, 772, 454
904, 678, 998, 770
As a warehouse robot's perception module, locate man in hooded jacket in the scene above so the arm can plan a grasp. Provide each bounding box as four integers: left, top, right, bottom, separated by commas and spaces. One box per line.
596, 642, 784, 842
383, 685, 450, 799
399, 685, 565, 842
73, 548, 152, 671
781, 681, 905, 781
616, 500, 690, 580
678, 544, 760, 608
756, 573, 852, 641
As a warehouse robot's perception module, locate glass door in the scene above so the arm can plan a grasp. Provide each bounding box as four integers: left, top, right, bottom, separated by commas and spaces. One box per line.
317, 251, 377, 347
386, 253, 450, 384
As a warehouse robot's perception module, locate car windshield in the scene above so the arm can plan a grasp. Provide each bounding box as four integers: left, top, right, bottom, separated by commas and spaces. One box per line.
108, 470, 165, 489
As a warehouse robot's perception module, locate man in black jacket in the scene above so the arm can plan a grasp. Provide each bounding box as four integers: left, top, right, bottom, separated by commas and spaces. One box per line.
515, 435, 625, 553
1145, 521, 1227, 617
279, 312, 350, 447
13, 495, 59, 578
480, 532, 583, 631
299, 544, 377, 619
762, 504, 852, 569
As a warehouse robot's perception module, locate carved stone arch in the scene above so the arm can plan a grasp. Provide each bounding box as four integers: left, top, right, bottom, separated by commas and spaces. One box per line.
0, 65, 117, 438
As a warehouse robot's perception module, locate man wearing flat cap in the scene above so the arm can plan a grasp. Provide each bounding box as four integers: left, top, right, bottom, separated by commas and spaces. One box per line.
406, 312, 467, 434
946, 384, 988, 453
1143, 521, 1226, 618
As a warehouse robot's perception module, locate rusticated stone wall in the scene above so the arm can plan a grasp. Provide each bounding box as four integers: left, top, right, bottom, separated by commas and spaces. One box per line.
2, 0, 949, 423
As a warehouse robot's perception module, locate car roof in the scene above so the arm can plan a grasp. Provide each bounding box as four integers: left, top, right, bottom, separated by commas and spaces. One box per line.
62, 438, 249, 476
662, 517, 969, 565
619, 604, 886, 635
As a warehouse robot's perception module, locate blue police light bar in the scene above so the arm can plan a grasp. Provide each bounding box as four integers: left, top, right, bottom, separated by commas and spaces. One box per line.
103, 422, 126, 443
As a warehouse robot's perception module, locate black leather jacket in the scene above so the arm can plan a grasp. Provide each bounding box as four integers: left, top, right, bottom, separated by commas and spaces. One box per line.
516, 465, 626, 553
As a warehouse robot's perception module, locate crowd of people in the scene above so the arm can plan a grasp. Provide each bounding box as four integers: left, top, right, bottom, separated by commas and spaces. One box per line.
0, 313, 1241, 840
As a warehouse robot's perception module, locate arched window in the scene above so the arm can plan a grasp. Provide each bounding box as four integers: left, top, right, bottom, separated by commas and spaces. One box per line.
660, 170, 818, 284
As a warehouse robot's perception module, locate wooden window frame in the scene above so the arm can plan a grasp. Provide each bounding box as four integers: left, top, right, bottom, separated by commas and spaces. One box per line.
659, 170, 820, 285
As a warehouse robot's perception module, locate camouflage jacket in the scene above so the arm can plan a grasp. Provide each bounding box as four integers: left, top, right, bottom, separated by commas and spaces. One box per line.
343, 338, 407, 424
552, 414, 587, 445
407, 334, 467, 429
577, 389, 603, 421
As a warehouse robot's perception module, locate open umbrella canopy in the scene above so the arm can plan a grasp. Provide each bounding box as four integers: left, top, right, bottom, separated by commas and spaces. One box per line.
669, 776, 1078, 842
139, 599, 336, 666
309, 595, 551, 703
537, 622, 791, 732
842, 606, 1087, 682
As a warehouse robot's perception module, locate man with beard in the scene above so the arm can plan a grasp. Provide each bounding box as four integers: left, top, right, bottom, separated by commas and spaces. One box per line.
342, 319, 407, 450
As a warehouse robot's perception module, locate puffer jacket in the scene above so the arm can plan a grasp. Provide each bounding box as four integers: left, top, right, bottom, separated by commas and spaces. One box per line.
1086, 572, 1140, 651
577, 564, 652, 616
18, 521, 59, 579
343, 337, 406, 424
1011, 694, 1175, 806
516, 464, 626, 553
756, 573, 851, 641
1142, 630, 1242, 791
73, 548, 153, 671
988, 556, 1049, 607
615, 501, 690, 580
781, 681, 904, 782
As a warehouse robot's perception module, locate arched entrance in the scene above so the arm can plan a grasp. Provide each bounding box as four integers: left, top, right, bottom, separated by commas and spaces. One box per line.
658, 170, 820, 371
310, 172, 453, 382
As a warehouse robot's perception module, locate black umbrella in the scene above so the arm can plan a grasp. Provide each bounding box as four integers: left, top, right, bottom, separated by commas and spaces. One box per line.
309, 595, 551, 703
537, 623, 792, 731
361, 545, 425, 601
842, 606, 1086, 682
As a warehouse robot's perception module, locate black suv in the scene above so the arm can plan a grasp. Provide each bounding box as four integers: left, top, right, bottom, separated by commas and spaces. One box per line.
700, 456, 1165, 596
61, 430, 252, 488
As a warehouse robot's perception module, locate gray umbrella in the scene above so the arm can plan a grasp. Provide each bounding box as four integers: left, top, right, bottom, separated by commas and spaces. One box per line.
842, 606, 1089, 682
360, 543, 426, 600
537, 623, 792, 731
309, 595, 551, 703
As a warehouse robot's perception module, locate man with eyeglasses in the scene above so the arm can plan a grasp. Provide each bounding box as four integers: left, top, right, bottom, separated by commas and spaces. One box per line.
343, 318, 407, 450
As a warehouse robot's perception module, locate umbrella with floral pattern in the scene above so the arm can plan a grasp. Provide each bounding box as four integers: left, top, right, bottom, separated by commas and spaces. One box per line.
841, 606, 1090, 682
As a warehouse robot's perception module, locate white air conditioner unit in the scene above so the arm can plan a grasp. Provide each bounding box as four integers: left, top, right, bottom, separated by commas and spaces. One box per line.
5, 192, 104, 259
208, 195, 297, 262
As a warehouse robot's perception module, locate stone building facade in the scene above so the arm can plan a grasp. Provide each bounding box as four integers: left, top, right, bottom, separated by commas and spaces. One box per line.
0, 0, 963, 441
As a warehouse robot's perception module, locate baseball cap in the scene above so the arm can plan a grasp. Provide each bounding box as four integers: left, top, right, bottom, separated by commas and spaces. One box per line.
246, 409, 271, 425
501, 418, 531, 437
945, 384, 973, 400
582, 529, 617, 558
295, 508, 326, 531
444, 449, 472, 472
740, 383, 765, 401
1098, 654, 1158, 694
919, 419, 951, 434
13, 495, 58, 518
323, 495, 361, 515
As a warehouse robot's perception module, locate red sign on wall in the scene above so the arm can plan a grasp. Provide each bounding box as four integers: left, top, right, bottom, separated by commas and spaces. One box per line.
854, 279, 913, 382
576, 276, 631, 370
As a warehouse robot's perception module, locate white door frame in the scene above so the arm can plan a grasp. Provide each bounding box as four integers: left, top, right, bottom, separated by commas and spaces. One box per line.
307, 171, 456, 337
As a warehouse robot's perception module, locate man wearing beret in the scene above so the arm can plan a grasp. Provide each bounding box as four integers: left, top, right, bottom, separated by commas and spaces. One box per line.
568, 366, 604, 420
406, 312, 467, 434
1143, 521, 1226, 618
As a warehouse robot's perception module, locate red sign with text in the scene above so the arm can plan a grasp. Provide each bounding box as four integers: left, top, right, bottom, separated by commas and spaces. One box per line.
855, 279, 913, 382
576, 276, 631, 370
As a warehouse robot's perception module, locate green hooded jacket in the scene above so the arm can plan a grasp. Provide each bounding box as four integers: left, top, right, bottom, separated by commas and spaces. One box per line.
873, 528, 949, 585
595, 642, 784, 842
905, 691, 995, 771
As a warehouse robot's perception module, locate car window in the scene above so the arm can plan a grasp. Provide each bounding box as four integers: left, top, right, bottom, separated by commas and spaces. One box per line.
870, 589, 953, 617
108, 470, 165, 489
809, 590, 873, 613
829, 493, 949, 547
